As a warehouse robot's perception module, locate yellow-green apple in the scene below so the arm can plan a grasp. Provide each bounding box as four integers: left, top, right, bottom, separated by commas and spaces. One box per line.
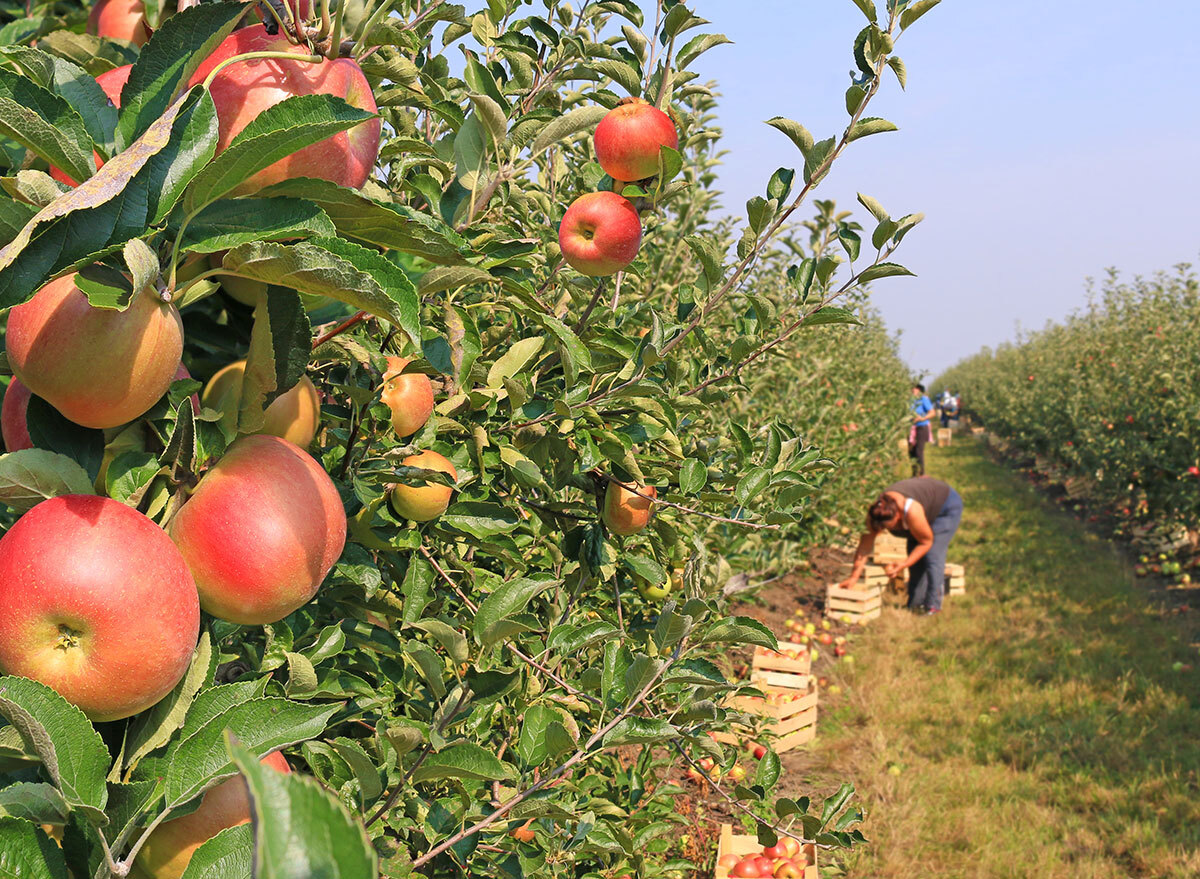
0, 495, 199, 721
6, 273, 183, 429
87, 0, 148, 45
593, 97, 679, 182
133, 751, 290, 879
168, 435, 346, 625
2, 378, 32, 452
387, 450, 457, 522
380, 356, 434, 437
188, 25, 381, 194
202, 360, 321, 448
558, 191, 642, 276
49, 65, 132, 186
602, 479, 656, 535
780, 837, 800, 859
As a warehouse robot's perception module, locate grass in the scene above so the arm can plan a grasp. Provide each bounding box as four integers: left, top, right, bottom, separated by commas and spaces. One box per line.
786, 438, 1200, 879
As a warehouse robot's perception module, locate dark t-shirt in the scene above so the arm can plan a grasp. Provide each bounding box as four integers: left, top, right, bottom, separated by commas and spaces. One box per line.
884, 477, 951, 537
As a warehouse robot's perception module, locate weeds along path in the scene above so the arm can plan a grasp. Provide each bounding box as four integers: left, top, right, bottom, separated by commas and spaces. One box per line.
792, 439, 1200, 879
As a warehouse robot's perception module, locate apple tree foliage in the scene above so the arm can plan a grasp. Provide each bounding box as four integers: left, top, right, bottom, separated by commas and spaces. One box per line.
0, 0, 938, 876
937, 265, 1200, 551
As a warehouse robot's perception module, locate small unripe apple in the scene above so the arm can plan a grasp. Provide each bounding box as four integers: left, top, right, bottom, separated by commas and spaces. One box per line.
169, 435, 346, 625
558, 191, 642, 276
88, 0, 148, 45
602, 480, 656, 535
202, 360, 321, 448
134, 751, 290, 879
593, 98, 679, 182
388, 450, 458, 522
380, 356, 434, 438
0, 495, 199, 721
6, 274, 183, 429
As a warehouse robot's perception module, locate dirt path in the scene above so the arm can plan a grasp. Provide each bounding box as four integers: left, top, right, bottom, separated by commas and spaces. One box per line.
775, 439, 1200, 878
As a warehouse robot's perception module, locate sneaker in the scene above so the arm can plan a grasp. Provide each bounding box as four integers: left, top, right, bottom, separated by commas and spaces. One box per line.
925, 607, 941, 615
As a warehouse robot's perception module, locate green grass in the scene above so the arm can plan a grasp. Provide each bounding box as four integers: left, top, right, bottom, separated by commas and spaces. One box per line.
792, 439, 1200, 878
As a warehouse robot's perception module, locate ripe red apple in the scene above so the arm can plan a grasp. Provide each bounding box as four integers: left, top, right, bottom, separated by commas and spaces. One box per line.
602, 480, 656, 535
818, 632, 833, 645
87, 0, 148, 46
6, 273, 183, 429
2, 378, 33, 452
188, 25, 381, 194
49, 64, 132, 187
762, 844, 788, 860
134, 751, 290, 879
731, 858, 762, 878
593, 98, 679, 182
0, 495, 199, 721
717, 854, 740, 870
780, 837, 800, 859
381, 356, 434, 437
169, 435, 346, 625
752, 744, 767, 760
202, 360, 321, 448
388, 450, 458, 522
558, 191, 642, 276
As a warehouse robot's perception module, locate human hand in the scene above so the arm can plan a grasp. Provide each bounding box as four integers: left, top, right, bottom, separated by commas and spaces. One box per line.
884, 563, 903, 578
836, 579, 855, 590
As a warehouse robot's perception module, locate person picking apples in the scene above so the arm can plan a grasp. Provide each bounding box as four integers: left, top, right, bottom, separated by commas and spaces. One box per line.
839, 476, 963, 614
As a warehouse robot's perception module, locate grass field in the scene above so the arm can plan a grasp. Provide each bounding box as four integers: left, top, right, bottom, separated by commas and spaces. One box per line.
790, 439, 1200, 879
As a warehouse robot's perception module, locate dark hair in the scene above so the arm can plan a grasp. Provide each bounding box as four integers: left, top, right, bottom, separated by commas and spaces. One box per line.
913, 382, 925, 393
868, 494, 900, 530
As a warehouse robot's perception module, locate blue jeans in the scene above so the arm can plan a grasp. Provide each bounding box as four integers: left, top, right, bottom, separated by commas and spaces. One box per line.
907, 488, 963, 611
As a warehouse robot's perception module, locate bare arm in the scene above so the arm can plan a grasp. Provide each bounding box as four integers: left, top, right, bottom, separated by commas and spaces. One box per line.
884, 504, 934, 576
837, 528, 877, 589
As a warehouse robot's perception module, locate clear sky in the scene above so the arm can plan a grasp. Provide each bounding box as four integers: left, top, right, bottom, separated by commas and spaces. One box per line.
675, 0, 1200, 378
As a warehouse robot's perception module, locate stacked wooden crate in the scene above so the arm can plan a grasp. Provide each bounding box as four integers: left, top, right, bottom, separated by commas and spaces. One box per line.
719, 641, 818, 753
825, 582, 882, 625
945, 563, 966, 596
936, 427, 952, 447
714, 824, 818, 879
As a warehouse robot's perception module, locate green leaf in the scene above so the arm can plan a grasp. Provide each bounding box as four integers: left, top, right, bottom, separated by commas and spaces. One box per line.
517, 704, 555, 767
755, 749, 781, 788
848, 0, 877, 22
122, 632, 214, 776
486, 336, 545, 388
900, 0, 941, 29
228, 734, 378, 879
185, 94, 375, 208
845, 84, 866, 116
603, 717, 677, 746
0, 817, 69, 878
0, 783, 68, 825
857, 261, 915, 283
676, 33, 733, 69
239, 287, 311, 433
116, 2, 245, 148
697, 617, 776, 650
473, 576, 558, 648
887, 55, 907, 89
178, 824, 253, 879
411, 742, 514, 782
622, 553, 666, 585
0, 677, 109, 820
409, 620, 469, 664
530, 104, 608, 155
679, 457, 707, 493
217, 238, 421, 346
0, 47, 117, 157
180, 197, 336, 253
105, 451, 162, 506
684, 235, 724, 290
0, 69, 95, 184
821, 782, 856, 827
24, 399, 104, 484
440, 501, 520, 539
734, 466, 770, 505
163, 698, 338, 810
764, 117, 813, 157
586, 59, 642, 95
803, 307, 863, 328
846, 117, 898, 142
856, 192, 888, 222
0, 449, 95, 513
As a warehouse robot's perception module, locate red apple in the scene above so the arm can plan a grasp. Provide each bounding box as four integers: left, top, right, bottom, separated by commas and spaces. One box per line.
87, 0, 148, 46
752, 744, 767, 760
0, 495, 199, 721
202, 360, 321, 448
762, 844, 788, 860
2, 378, 33, 452
780, 837, 800, 859
188, 25, 381, 194
388, 450, 458, 522
717, 854, 740, 870
169, 435, 346, 625
135, 751, 290, 879
381, 356, 434, 438
558, 191, 642, 276
593, 98, 679, 182
6, 273, 183, 429
602, 480, 656, 535
731, 858, 762, 878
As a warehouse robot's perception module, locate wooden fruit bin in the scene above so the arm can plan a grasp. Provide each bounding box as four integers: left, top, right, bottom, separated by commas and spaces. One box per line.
937, 427, 952, 447
945, 562, 966, 596
871, 534, 907, 564
835, 562, 892, 588
826, 583, 882, 625
715, 824, 817, 879
753, 641, 812, 676
971, 426, 985, 436
721, 683, 818, 752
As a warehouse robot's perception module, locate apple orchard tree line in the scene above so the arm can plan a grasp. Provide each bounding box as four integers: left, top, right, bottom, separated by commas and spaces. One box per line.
0, 0, 938, 876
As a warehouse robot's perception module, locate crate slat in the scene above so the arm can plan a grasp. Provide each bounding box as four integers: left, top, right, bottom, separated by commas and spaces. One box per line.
715, 825, 818, 879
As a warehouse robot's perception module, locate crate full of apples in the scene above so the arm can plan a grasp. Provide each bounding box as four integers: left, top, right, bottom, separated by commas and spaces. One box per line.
722, 682, 818, 752
714, 824, 817, 879
825, 583, 882, 625
752, 641, 812, 676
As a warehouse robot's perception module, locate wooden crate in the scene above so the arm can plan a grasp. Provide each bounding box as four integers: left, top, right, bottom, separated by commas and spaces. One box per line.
835, 562, 893, 589
715, 824, 817, 879
825, 583, 882, 625
944, 562, 965, 596
753, 641, 812, 676
971, 426, 985, 436
871, 534, 907, 564
936, 428, 952, 447
722, 683, 819, 752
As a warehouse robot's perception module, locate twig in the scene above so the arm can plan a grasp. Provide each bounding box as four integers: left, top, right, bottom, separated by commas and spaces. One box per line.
313, 310, 368, 349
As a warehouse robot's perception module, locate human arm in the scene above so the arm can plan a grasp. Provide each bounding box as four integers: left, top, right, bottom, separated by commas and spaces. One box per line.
837, 529, 877, 589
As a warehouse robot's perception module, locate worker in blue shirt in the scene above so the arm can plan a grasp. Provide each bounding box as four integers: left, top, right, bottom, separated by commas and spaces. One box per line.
909, 383, 934, 476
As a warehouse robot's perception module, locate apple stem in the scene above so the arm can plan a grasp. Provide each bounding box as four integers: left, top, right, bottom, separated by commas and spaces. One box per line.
201, 50, 323, 91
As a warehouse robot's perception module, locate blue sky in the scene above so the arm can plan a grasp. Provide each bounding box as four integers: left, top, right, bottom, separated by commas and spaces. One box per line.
678, 0, 1200, 377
